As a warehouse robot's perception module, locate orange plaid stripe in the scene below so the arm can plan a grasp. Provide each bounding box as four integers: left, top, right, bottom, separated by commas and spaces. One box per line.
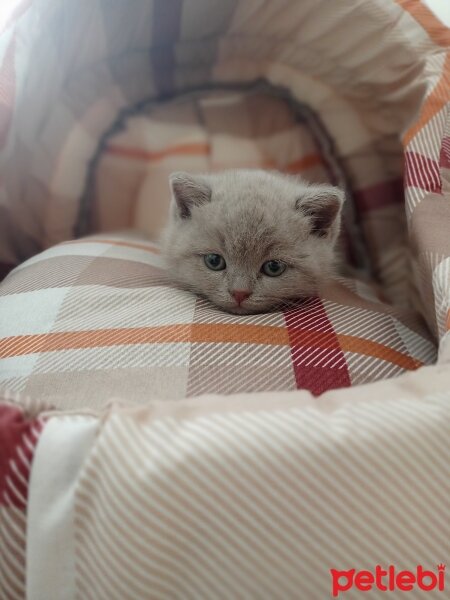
396, 0, 450, 47
0, 323, 424, 371
0, 324, 290, 357
106, 142, 211, 162
403, 54, 450, 146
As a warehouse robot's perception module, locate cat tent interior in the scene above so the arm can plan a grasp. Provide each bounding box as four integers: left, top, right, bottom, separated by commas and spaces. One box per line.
0, 1, 449, 597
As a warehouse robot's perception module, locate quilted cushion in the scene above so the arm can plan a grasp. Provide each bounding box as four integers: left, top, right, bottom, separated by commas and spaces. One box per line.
0, 232, 436, 408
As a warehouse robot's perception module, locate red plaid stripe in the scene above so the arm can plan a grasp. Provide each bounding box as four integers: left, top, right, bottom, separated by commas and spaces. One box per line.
353, 178, 403, 213
284, 298, 351, 396
0, 405, 43, 510
405, 151, 442, 193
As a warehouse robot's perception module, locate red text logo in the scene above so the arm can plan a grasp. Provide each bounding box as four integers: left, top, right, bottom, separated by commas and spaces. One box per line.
330, 564, 445, 597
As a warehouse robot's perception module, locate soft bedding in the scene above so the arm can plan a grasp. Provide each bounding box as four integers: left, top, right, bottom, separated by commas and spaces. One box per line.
0, 231, 437, 406
2, 367, 450, 598
0, 0, 449, 597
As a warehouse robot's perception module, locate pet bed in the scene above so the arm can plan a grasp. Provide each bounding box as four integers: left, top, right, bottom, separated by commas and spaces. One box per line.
0, 0, 449, 598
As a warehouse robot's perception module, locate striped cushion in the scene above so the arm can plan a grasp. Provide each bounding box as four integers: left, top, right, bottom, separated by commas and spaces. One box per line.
0, 232, 436, 408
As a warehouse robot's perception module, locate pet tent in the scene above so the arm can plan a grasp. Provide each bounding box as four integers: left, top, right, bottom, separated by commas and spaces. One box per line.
0, 0, 449, 597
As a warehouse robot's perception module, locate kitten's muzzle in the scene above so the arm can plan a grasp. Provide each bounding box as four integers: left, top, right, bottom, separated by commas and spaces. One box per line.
231, 290, 251, 306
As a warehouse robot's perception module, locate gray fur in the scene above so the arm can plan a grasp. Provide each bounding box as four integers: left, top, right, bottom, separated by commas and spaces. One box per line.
160, 169, 345, 314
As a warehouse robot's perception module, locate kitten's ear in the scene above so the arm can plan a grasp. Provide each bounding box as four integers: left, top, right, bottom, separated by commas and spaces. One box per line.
169, 172, 211, 219
295, 185, 345, 238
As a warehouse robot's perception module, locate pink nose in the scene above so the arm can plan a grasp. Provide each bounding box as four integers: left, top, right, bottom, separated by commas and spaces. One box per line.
232, 290, 251, 305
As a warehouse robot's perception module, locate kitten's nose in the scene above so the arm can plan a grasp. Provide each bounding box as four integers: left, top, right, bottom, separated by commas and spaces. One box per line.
231, 290, 251, 305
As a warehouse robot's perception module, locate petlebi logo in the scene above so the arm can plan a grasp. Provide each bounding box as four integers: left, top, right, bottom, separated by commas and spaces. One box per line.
330, 564, 446, 597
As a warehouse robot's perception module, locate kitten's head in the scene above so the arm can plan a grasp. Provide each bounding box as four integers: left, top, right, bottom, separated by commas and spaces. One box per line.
161, 169, 344, 314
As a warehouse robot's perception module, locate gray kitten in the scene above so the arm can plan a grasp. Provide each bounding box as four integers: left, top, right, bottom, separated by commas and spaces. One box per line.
160, 169, 345, 314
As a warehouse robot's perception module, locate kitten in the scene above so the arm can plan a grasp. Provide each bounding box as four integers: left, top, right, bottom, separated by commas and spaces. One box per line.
160, 169, 345, 314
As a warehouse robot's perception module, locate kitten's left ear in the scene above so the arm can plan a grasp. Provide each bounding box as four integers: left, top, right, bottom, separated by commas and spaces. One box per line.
169, 172, 211, 219
295, 185, 345, 238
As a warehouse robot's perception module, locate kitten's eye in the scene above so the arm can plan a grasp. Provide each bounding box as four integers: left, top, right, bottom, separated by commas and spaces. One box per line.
261, 260, 286, 277
204, 253, 226, 271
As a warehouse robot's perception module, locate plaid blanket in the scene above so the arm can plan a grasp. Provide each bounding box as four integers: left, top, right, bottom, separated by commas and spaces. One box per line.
0, 231, 437, 406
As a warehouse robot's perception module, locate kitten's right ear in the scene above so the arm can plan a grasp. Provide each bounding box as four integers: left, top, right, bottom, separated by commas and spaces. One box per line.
169, 172, 211, 219
295, 185, 345, 238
